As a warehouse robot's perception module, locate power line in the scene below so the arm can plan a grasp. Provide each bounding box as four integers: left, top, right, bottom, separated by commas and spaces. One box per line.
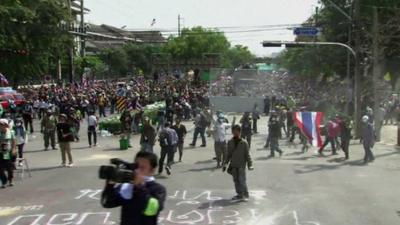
127, 23, 302, 33
162, 27, 297, 37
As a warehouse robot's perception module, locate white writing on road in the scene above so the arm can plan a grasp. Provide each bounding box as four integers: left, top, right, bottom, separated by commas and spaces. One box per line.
6, 212, 115, 225
73, 189, 267, 202
159, 209, 256, 225
74, 189, 102, 200
0, 205, 44, 212
292, 211, 321, 225
168, 190, 266, 207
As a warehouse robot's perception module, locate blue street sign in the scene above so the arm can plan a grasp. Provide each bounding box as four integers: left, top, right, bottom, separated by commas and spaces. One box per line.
293, 27, 320, 36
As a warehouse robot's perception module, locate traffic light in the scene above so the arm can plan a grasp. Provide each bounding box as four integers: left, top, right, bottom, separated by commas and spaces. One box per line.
262, 41, 307, 48
0, 49, 28, 56
16, 49, 28, 56
262, 42, 284, 47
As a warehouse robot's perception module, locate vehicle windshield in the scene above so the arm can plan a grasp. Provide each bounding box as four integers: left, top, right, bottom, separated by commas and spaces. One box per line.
1, 1, 399, 225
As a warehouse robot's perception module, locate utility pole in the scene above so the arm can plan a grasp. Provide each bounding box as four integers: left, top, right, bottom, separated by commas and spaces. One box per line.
345, 3, 352, 115
67, 0, 75, 84
372, 7, 381, 130
80, 0, 85, 57
353, 0, 361, 137
178, 14, 181, 37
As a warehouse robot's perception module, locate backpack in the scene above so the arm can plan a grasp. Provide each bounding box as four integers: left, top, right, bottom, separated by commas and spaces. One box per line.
199, 114, 209, 127
159, 130, 172, 148
242, 118, 251, 131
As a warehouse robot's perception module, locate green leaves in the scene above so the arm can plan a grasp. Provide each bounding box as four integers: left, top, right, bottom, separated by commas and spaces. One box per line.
0, 0, 71, 86
223, 45, 255, 68
164, 26, 230, 60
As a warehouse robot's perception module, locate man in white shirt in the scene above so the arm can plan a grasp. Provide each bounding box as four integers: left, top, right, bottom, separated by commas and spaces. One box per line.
212, 111, 233, 168
87, 111, 98, 147
158, 122, 178, 176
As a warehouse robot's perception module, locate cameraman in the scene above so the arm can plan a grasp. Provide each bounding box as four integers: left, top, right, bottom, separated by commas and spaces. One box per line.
101, 151, 166, 225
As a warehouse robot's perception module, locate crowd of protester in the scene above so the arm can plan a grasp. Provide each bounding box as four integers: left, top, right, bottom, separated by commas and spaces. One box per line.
0, 70, 399, 200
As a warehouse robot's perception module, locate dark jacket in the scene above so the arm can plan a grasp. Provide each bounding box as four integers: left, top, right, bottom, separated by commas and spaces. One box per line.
240, 116, 252, 135
56, 122, 73, 142
102, 181, 166, 225
226, 137, 252, 168
340, 121, 352, 140
269, 120, 281, 138
362, 123, 375, 146
172, 124, 187, 143
120, 113, 133, 132
140, 125, 156, 145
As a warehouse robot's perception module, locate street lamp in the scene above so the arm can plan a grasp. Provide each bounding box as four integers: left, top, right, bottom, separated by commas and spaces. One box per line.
262, 41, 356, 57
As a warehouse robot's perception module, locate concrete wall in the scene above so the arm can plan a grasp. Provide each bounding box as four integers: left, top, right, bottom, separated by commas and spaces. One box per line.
209, 96, 264, 113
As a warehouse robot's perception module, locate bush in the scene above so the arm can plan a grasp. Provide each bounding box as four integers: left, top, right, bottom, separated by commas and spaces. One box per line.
99, 115, 122, 134
98, 101, 165, 134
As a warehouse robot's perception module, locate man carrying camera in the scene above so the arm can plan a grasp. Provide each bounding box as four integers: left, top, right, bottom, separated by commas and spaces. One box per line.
101, 152, 166, 225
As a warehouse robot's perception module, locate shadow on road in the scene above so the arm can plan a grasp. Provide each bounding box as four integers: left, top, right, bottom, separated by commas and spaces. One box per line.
293, 150, 400, 174
30, 166, 61, 172
284, 156, 314, 161
195, 159, 215, 164
256, 156, 275, 161
102, 148, 122, 151
187, 166, 218, 172
327, 157, 347, 163
25, 149, 49, 153
285, 151, 305, 156
71, 146, 95, 151
198, 199, 242, 209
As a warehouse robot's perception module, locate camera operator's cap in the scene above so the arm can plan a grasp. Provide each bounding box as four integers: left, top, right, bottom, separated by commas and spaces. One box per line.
0, 119, 9, 127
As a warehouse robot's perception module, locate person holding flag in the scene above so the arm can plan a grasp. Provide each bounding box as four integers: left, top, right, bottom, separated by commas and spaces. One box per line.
318, 117, 339, 156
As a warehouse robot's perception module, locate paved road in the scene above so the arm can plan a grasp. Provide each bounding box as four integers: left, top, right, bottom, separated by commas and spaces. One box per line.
0, 115, 399, 225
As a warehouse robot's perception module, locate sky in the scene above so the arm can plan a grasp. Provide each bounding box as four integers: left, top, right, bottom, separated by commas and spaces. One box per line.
85, 0, 320, 56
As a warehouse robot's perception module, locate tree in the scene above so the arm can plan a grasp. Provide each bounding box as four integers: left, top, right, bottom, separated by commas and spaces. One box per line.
124, 44, 162, 74
99, 48, 129, 77
0, 0, 72, 86
163, 26, 231, 60
222, 45, 255, 68
277, 0, 400, 86
74, 56, 106, 79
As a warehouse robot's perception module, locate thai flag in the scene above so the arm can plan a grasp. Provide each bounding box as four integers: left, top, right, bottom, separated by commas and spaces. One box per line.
0, 73, 9, 86
293, 112, 323, 148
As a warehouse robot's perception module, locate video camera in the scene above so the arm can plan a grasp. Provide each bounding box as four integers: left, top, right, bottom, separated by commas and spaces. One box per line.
99, 158, 138, 183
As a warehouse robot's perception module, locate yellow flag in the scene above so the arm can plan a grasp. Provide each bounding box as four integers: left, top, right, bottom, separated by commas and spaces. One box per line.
384, 72, 391, 81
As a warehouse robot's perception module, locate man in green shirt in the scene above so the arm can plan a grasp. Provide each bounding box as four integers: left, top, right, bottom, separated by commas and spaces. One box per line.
41, 110, 57, 151
0, 119, 16, 188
